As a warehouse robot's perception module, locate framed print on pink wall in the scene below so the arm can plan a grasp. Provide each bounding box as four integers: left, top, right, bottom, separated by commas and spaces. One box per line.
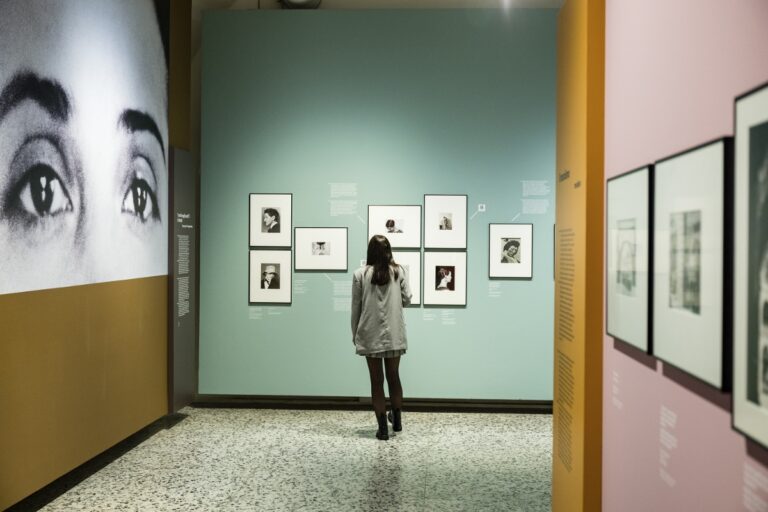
733, 81, 768, 448
606, 165, 652, 353
652, 137, 733, 391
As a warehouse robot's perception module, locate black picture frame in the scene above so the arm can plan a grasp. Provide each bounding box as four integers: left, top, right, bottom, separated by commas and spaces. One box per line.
423, 194, 468, 250
293, 227, 348, 271
248, 249, 292, 305
488, 223, 534, 279
367, 205, 422, 249
422, 251, 468, 307
605, 165, 654, 354
248, 193, 293, 248
732, 80, 768, 448
651, 137, 733, 392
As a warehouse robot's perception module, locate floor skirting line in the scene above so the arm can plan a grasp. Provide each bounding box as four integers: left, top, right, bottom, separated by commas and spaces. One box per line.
193, 395, 554, 414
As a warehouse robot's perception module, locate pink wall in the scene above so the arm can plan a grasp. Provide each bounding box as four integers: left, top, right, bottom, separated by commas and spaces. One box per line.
604, 2, 768, 511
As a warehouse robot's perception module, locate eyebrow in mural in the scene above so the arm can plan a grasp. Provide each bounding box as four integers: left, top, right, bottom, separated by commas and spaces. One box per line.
0, 72, 71, 122
119, 109, 166, 162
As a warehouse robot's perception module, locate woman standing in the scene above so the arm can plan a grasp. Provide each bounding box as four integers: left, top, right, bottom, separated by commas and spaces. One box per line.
351, 235, 412, 440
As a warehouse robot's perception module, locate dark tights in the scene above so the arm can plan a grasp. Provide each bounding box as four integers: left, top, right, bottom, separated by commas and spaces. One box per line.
365, 356, 403, 416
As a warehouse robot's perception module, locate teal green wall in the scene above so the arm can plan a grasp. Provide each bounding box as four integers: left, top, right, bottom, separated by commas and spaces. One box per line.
200, 9, 556, 399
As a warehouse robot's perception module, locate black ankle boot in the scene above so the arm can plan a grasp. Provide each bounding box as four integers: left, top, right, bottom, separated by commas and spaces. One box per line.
376, 413, 389, 440
388, 409, 402, 432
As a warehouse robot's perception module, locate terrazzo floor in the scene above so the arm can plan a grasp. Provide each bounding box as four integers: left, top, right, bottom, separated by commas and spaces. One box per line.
40, 407, 552, 512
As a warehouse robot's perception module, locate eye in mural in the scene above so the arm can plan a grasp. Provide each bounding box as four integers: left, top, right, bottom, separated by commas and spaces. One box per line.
0, 0, 168, 295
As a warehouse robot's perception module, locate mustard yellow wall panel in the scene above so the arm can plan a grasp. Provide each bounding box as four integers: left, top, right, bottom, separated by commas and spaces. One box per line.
553, 0, 604, 511
0, 277, 167, 509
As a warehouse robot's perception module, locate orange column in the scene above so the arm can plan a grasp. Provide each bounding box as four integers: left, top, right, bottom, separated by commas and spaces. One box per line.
552, 0, 604, 511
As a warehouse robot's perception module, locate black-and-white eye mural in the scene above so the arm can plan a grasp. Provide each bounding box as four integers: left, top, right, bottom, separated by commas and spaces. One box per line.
0, 0, 169, 295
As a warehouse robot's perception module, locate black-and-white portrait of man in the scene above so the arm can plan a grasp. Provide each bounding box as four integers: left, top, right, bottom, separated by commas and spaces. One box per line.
261, 207, 280, 233
0, 0, 168, 295
260, 263, 280, 290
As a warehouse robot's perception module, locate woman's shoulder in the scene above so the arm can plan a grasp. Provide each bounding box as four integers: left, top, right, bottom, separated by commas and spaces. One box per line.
353, 265, 371, 279
393, 264, 407, 279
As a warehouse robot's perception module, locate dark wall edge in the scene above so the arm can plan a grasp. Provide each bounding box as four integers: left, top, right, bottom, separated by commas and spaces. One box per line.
193, 395, 553, 414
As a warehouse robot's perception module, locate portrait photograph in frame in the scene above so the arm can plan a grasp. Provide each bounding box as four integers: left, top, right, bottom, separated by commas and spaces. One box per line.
393, 251, 421, 306
249, 193, 292, 248
423, 251, 467, 306
733, 81, 768, 448
606, 166, 652, 353
424, 195, 468, 249
489, 223, 533, 279
294, 227, 348, 271
652, 137, 732, 390
368, 205, 422, 249
249, 249, 292, 304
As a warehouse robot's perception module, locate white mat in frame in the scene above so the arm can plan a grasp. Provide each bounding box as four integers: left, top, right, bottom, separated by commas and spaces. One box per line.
393, 251, 421, 305
249, 249, 292, 304
424, 195, 467, 249
606, 167, 652, 353
423, 251, 467, 306
369, 205, 422, 249
294, 227, 348, 271
489, 223, 533, 279
249, 193, 292, 248
652, 138, 731, 390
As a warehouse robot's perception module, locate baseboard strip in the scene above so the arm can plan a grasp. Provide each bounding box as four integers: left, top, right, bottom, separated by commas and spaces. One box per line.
193, 394, 553, 414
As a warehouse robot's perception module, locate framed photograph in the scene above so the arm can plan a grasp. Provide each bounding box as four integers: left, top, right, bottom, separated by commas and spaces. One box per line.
652, 138, 732, 390
393, 251, 421, 306
423, 252, 467, 306
424, 195, 468, 249
249, 250, 292, 304
249, 193, 292, 248
294, 227, 348, 271
489, 223, 533, 279
606, 166, 652, 353
368, 205, 422, 249
733, 81, 768, 447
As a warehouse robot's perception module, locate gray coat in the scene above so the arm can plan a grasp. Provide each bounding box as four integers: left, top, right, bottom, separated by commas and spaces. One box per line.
351, 265, 412, 355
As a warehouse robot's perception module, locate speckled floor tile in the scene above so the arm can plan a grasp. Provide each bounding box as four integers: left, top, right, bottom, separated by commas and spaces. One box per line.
39, 407, 552, 511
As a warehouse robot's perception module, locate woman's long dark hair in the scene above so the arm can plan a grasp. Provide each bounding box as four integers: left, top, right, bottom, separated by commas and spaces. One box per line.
367, 235, 398, 285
